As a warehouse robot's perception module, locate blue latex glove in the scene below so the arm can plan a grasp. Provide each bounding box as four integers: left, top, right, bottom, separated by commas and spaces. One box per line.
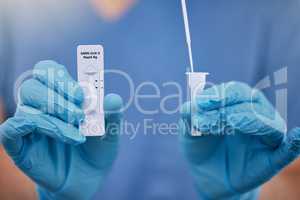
179, 82, 300, 200
0, 61, 123, 200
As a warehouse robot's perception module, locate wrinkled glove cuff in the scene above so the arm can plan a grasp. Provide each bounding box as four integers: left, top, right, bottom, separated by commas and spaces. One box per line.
37, 187, 83, 200
37, 187, 56, 200
37, 185, 95, 200
197, 187, 260, 200
225, 188, 260, 200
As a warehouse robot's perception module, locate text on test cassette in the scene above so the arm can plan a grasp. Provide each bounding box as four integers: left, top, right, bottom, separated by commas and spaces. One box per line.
77, 45, 105, 136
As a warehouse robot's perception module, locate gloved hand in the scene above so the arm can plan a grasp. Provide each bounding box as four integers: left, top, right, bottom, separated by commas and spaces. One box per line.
0, 61, 123, 200
179, 82, 300, 200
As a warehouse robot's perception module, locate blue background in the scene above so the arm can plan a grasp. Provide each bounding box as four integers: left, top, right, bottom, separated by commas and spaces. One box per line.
1, 0, 300, 199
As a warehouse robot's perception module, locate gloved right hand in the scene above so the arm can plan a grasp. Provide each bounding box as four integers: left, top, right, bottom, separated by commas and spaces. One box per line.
0, 60, 123, 200
179, 82, 300, 200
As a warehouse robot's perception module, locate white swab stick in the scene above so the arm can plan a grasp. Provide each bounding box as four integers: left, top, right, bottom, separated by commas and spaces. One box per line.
181, 0, 194, 73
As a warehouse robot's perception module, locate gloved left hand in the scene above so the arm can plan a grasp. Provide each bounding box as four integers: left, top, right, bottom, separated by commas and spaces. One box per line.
179, 82, 300, 200
0, 60, 123, 200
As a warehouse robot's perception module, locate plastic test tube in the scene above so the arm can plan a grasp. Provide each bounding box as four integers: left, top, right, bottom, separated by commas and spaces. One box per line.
186, 72, 208, 136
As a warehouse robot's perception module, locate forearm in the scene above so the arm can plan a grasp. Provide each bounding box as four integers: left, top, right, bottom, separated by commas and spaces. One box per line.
260, 160, 300, 200
0, 99, 37, 200
0, 146, 37, 200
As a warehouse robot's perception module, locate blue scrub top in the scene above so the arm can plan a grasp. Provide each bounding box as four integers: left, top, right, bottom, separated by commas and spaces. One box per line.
1, 0, 300, 199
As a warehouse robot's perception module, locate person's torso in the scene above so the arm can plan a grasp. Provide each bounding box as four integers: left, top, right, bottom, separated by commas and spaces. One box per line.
2, 0, 300, 199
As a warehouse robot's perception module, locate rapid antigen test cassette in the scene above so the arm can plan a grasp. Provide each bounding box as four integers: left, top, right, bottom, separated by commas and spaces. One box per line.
77, 45, 105, 136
